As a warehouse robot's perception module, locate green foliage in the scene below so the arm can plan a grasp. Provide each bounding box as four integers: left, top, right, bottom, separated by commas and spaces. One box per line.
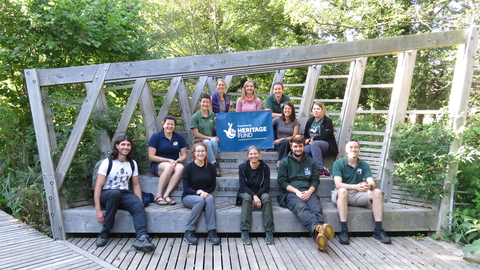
0, 165, 50, 236
389, 116, 454, 203
442, 208, 480, 256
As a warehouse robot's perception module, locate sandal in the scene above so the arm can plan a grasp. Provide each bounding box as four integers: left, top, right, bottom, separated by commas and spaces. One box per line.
154, 197, 168, 205
165, 196, 176, 205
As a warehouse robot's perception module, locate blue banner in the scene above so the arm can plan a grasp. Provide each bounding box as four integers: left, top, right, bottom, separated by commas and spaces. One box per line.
216, 111, 274, 152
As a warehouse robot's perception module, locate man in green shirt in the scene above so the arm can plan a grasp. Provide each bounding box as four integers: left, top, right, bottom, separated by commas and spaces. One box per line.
265, 82, 290, 118
277, 135, 334, 252
332, 139, 391, 245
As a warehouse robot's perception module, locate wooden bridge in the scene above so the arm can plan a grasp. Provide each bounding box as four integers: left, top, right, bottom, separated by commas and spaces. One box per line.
24, 27, 479, 240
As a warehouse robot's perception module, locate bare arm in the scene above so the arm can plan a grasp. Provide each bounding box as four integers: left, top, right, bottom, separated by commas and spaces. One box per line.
334, 176, 370, 192
94, 174, 106, 223
131, 175, 142, 201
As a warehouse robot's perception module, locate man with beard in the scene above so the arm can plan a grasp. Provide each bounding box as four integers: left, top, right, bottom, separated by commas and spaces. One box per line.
277, 135, 334, 251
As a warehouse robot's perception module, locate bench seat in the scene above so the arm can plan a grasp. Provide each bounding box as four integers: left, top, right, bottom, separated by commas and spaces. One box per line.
63, 173, 437, 234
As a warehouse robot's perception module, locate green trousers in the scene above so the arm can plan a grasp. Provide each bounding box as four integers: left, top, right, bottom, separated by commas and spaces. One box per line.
239, 192, 275, 232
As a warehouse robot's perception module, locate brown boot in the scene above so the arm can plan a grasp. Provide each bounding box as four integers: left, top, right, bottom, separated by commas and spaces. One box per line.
215, 162, 221, 177
315, 223, 334, 240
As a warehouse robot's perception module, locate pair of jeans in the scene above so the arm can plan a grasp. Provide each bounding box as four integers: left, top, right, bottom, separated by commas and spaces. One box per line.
305, 140, 329, 170
182, 194, 217, 231
100, 189, 148, 238
239, 192, 274, 232
284, 192, 325, 238
203, 138, 218, 163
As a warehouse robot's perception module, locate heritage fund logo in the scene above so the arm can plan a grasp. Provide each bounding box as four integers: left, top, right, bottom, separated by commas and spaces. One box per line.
223, 123, 236, 139
223, 122, 268, 141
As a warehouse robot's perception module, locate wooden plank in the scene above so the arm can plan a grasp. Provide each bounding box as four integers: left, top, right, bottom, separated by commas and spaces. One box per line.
321, 239, 364, 269
379, 50, 417, 198
298, 65, 322, 129
140, 81, 158, 140
190, 76, 208, 112
213, 243, 223, 270
111, 77, 147, 144
35, 29, 470, 86
297, 237, 347, 270
438, 26, 480, 233
89, 82, 111, 156
41, 86, 58, 151
250, 238, 268, 270
111, 237, 137, 268
337, 58, 367, 157
270, 69, 286, 94
156, 77, 181, 129
220, 237, 232, 270
177, 80, 195, 144
354, 237, 418, 270
206, 76, 217, 95
24, 68, 66, 240
226, 237, 241, 270
194, 237, 206, 270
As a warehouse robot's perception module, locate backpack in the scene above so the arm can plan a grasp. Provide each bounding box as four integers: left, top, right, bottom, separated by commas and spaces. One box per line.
91, 156, 135, 190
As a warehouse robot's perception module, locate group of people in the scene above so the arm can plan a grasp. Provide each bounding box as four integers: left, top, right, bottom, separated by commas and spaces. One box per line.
92, 79, 391, 253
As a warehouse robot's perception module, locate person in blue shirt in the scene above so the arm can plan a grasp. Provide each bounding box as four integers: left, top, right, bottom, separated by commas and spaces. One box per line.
148, 115, 187, 205
211, 79, 231, 113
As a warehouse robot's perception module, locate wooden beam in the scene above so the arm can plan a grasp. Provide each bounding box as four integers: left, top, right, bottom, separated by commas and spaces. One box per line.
298, 65, 322, 129
41, 87, 58, 151
190, 76, 207, 113
24, 69, 66, 240
156, 77, 181, 129
88, 82, 111, 156
379, 50, 417, 197
337, 58, 368, 156
35, 30, 469, 86
437, 26, 480, 233
54, 64, 111, 188
111, 78, 147, 144
177, 80, 195, 144
206, 77, 217, 95
140, 82, 158, 140
270, 70, 286, 94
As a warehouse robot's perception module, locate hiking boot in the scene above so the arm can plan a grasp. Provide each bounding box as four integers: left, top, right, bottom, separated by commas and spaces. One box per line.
339, 229, 349, 245
95, 228, 109, 247
315, 223, 334, 240
207, 229, 220, 245
316, 232, 328, 251
265, 231, 274, 245
184, 230, 198, 245
241, 231, 251, 245
215, 162, 221, 177
133, 235, 156, 252
373, 229, 392, 244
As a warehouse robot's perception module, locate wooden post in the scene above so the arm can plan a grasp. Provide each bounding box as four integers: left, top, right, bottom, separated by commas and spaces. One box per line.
437, 26, 479, 233
270, 70, 286, 94
24, 69, 66, 240
298, 65, 322, 129
379, 51, 417, 200
337, 58, 368, 155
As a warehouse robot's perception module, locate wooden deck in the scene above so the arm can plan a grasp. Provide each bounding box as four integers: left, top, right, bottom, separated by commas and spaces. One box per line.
0, 210, 117, 270
1, 210, 478, 269
68, 234, 480, 270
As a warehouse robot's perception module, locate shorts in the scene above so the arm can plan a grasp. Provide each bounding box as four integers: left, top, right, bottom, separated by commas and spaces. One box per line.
331, 188, 372, 208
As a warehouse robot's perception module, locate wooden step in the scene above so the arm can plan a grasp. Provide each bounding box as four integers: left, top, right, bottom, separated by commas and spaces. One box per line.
63, 201, 437, 234
63, 172, 437, 234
